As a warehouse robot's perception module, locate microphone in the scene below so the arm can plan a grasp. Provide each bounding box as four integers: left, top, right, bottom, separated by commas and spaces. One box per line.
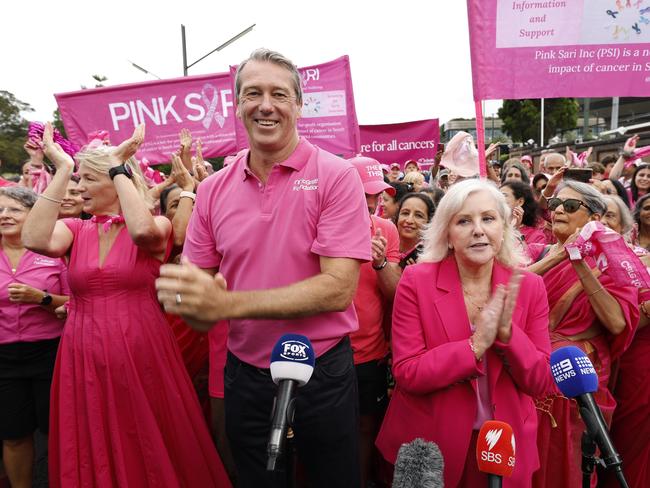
476, 420, 516, 488
266, 334, 315, 472
550, 346, 629, 486
392, 438, 444, 488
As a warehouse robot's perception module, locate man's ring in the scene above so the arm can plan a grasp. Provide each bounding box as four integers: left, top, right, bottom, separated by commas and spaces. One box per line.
175, 293, 182, 305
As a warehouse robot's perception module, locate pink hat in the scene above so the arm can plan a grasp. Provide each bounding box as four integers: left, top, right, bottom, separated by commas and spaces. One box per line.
440, 131, 479, 177
521, 155, 532, 163
349, 156, 396, 196
404, 159, 420, 170
390, 162, 401, 170
381, 164, 390, 174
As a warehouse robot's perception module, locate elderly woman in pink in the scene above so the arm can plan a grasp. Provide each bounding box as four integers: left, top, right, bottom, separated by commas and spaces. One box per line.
376, 179, 554, 487
0, 187, 68, 488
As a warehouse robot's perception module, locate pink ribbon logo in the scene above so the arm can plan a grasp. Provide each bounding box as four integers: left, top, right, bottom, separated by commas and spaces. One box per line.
201, 84, 226, 130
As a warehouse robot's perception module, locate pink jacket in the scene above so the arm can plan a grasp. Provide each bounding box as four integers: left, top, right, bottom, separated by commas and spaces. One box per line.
376, 257, 555, 487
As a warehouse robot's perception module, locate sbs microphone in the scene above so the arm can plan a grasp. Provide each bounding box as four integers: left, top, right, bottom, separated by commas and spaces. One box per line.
476, 420, 516, 488
266, 334, 315, 471
392, 438, 444, 488
550, 346, 627, 477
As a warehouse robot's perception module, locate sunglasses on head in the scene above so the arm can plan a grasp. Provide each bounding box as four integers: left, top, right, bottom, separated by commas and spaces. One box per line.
547, 197, 591, 214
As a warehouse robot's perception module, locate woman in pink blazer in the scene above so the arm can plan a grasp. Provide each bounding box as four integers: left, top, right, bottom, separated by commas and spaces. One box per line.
376, 179, 555, 487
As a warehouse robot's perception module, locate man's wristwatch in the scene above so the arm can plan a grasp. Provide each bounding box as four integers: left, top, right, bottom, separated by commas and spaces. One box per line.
372, 258, 388, 270
40, 291, 53, 306
109, 164, 133, 180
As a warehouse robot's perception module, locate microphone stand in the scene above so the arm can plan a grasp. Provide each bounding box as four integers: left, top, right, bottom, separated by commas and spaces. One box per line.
581, 431, 597, 488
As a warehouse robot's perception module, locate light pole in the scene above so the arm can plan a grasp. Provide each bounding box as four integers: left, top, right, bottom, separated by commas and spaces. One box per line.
181, 24, 256, 76
128, 61, 162, 80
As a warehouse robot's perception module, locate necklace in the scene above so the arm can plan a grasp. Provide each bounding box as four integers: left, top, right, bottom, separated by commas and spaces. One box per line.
462, 287, 488, 312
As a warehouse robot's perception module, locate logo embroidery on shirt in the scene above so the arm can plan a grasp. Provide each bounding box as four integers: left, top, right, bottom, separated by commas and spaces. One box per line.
292, 178, 319, 191
33, 257, 57, 266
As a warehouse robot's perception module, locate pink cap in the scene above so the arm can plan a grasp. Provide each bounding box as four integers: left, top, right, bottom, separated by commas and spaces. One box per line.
440, 131, 479, 177
381, 164, 390, 174
390, 162, 401, 170
404, 159, 420, 170
349, 156, 396, 196
521, 155, 532, 163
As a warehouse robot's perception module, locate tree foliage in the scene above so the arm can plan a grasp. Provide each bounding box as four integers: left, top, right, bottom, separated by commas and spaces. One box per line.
498, 98, 579, 145
0, 90, 32, 174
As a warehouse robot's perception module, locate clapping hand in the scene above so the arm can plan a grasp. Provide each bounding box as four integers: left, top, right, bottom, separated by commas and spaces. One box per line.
112, 124, 145, 166
42, 122, 74, 172
496, 270, 523, 343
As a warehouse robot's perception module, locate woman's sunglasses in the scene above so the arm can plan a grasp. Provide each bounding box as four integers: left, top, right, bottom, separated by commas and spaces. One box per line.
547, 197, 591, 214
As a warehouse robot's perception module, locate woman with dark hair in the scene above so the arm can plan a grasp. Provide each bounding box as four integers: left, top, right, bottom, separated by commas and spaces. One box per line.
381, 182, 410, 221
532, 173, 548, 201
500, 161, 531, 185
628, 163, 650, 208
393, 193, 435, 268
58, 175, 89, 220
500, 180, 544, 244
632, 193, 650, 250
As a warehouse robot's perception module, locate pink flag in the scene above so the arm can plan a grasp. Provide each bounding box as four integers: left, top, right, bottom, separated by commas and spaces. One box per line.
359, 119, 439, 167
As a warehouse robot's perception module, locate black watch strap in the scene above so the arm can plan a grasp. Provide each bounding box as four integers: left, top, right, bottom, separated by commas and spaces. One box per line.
40, 292, 53, 306
109, 164, 133, 180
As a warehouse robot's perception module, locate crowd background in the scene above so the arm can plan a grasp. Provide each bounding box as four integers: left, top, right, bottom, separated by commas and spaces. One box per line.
1, 49, 650, 488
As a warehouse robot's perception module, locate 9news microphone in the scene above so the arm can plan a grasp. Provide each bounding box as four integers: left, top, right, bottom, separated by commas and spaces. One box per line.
550, 346, 629, 486
266, 334, 315, 472
392, 438, 444, 488
476, 420, 515, 488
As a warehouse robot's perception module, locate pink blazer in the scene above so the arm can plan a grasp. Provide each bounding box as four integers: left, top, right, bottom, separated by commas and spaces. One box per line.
376, 257, 555, 487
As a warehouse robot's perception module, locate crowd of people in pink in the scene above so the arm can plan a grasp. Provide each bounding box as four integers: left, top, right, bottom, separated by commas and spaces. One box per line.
1, 48, 649, 488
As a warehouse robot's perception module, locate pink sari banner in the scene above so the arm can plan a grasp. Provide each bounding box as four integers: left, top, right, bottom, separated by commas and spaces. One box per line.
55, 73, 236, 164
467, 0, 650, 100
230, 55, 360, 157
359, 119, 439, 167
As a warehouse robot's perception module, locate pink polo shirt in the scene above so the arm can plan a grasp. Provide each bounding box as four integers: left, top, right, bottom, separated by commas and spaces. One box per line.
184, 138, 371, 368
0, 248, 68, 344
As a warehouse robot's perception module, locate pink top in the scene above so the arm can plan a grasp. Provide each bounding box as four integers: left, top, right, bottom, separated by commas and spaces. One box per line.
0, 247, 68, 344
184, 138, 371, 368
350, 215, 400, 365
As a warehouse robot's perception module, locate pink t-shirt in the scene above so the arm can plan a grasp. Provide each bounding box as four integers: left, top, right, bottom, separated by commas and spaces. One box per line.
0, 248, 68, 344
350, 215, 400, 365
184, 138, 372, 368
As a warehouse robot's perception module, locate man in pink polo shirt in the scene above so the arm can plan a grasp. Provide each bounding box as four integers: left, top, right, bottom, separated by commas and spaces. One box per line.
156, 49, 370, 488
349, 156, 401, 487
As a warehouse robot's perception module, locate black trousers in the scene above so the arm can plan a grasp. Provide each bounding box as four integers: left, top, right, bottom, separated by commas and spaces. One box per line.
224, 337, 361, 488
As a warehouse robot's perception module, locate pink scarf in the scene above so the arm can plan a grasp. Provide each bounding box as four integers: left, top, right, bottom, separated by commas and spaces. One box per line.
91, 214, 125, 232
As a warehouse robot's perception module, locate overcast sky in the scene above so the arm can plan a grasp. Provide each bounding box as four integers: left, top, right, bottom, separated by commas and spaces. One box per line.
3, 0, 502, 126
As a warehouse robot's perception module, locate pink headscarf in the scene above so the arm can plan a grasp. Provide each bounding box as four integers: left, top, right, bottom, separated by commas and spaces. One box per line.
440, 131, 479, 177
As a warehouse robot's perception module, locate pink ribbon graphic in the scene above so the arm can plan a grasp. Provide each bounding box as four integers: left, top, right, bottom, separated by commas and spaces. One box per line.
565, 221, 650, 288
201, 84, 226, 130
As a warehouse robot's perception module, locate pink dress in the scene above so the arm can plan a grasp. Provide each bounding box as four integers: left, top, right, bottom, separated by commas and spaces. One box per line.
49, 219, 230, 487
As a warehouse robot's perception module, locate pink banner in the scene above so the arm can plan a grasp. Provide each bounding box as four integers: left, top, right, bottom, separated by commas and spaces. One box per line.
359, 119, 439, 167
230, 55, 360, 157
467, 0, 650, 100
55, 73, 237, 164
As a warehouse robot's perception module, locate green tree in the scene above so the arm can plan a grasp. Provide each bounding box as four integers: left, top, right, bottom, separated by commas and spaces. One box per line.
53, 108, 67, 138
0, 90, 32, 174
498, 98, 578, 145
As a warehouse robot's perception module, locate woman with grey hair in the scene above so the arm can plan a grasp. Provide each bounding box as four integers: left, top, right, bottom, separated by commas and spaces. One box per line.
528, 180, 639, 488
377, 179, 553, 487
0, 186, 68, 488
602, 195, 634, 236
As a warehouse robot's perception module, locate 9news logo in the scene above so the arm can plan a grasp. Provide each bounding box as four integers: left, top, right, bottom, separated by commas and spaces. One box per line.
280, 340, 310, 361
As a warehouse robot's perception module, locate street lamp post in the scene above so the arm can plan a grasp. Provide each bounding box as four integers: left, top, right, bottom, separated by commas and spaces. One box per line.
181, 24, 256, 76
129, 61, 162, 80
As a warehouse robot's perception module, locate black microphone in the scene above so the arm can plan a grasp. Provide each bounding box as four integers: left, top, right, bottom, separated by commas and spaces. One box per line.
392, 438, 444, 488
550, 346, 629, 487
266, 334, 315, 472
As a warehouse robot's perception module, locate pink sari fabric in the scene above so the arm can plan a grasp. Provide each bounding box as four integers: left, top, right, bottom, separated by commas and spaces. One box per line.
533, 258, 638, 488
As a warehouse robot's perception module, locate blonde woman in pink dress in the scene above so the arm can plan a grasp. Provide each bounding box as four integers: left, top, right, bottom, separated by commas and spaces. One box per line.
22, 123, 230, 487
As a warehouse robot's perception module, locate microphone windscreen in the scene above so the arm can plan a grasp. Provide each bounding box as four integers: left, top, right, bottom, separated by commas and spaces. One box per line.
550, 346, 598, 398
270, 334, 315, 386
392, 438, 444, 488
476, 420, 515, 477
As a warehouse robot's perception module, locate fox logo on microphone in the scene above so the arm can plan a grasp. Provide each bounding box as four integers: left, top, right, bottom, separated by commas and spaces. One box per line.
270, 334, 316, 386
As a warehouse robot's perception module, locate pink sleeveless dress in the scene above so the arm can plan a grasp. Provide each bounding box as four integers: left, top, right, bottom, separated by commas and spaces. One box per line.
49, 219, 230, 487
